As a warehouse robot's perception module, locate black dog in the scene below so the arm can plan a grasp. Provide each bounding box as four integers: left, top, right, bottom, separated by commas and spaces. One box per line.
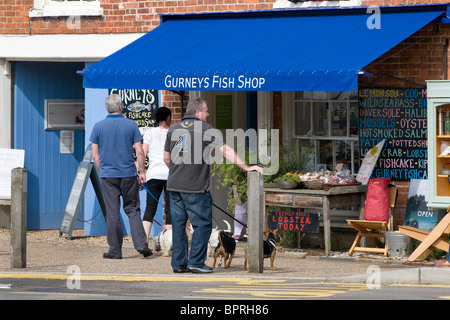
263, 231, 277, 269
244, 230, 278, 270
212, 231, 236, 269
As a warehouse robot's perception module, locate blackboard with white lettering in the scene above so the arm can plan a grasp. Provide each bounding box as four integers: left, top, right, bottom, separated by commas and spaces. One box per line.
108, 89, 159, 134
359, 88, 428, 181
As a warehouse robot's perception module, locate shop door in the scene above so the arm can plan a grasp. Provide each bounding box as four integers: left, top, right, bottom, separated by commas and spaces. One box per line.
14, 62, 85, 229
201, 91, 250, 234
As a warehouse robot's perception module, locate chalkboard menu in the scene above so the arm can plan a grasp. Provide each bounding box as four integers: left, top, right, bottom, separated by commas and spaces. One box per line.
108, 89, 159, 170
108, 89, 158, 135
359, 88, 427, 181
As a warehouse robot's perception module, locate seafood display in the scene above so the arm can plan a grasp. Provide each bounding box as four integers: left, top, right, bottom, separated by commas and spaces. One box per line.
275, 169, 359, 189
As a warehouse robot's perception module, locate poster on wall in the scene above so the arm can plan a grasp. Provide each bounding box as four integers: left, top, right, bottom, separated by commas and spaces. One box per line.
359, 88, 427, 181
108, 89, 159, 136
404, 179, 446, 231
356, 139, 384, 185
45, 99, 85, 130
0, 148, 25, 198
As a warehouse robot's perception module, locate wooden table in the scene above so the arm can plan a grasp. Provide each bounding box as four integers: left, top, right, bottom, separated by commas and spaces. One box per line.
264, 184, 368, 256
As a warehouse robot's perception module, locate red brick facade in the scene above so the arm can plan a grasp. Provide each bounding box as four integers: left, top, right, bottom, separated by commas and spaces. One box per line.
0, 0, 274, 122
360, 23, 450, 226
0, 0, 275, 35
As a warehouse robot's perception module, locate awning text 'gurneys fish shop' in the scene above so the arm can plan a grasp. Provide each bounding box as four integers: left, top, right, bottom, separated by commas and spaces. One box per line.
164, 75, 266, 90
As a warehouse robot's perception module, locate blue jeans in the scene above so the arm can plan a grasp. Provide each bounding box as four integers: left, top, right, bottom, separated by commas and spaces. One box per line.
169, 191, 212, 269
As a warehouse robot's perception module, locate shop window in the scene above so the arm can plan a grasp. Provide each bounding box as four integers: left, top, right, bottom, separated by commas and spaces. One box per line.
29, 0, 103, 18
293, 91, 359, 175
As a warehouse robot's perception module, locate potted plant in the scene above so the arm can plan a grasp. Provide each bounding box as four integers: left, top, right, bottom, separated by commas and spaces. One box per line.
213, 138, 313, 210
274, 171, 301, 189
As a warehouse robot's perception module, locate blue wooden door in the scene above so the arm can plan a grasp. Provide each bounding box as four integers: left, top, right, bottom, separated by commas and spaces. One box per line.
14, 62, 85, 229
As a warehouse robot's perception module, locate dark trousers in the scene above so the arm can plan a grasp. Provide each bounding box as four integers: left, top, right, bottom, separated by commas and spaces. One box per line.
101, 177, 148, 257
143, 179, 171, 224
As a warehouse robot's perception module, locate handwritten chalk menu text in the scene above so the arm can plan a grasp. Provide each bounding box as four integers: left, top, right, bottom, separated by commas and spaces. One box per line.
108, 89, 159, 170
108, 89, 158, 134
359, 88, 427, 181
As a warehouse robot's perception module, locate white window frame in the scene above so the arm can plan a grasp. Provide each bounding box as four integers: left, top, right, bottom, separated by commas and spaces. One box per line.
29, 0, 103, 18
284, 91, 360, 175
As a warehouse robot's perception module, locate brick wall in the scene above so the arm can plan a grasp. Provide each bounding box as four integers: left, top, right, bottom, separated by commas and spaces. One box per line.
1, 0, 274, 120
359, 22, 450, 226
0, 0, 275, 35
362, 0, 450, 6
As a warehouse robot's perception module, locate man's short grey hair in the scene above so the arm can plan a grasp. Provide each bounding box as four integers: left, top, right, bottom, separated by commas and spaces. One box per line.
105, 94, 123, 113
185, 97, 207, 116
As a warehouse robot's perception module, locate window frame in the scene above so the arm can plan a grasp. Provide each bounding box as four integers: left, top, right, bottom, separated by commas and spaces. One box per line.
290, 91, 360, 175
29, 0, 103, 18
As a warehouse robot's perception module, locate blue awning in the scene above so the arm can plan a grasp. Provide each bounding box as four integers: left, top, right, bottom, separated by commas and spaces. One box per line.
82, 5, 446, 91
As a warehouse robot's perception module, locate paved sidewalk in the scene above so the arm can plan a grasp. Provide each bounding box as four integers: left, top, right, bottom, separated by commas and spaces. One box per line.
1, 229, 449, 285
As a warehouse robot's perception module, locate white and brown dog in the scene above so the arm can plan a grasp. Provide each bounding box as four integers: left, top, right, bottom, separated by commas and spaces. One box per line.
152, 228, 172, 257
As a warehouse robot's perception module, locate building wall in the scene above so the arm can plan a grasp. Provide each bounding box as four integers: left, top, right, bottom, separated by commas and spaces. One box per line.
0, 1, 275, 35
362, 0, 450, 5
0, 0, 273, 123
14, 61, 85, 229
359, 22, 450, 226
269, 11, 450, 226
3, 0, 449, 229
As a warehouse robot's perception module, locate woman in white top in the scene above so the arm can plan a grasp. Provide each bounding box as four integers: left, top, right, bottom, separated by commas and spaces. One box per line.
142, 107, 172, 242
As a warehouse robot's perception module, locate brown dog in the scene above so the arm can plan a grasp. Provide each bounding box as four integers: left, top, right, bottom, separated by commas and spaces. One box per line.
212, 231, 236, 269
244, 230, 278, 270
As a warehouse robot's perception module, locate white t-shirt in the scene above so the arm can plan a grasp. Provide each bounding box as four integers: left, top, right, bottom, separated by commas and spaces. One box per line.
143, 127, 169, 181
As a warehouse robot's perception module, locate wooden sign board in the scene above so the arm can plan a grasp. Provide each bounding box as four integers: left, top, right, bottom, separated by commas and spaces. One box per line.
404, 179, 446, 231
59, 144, 106, 240
268, 211, 319, 233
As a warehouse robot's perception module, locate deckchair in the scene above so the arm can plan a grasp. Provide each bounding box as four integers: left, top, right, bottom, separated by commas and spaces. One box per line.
398, 206, 450, 262
347, 185, 398, 257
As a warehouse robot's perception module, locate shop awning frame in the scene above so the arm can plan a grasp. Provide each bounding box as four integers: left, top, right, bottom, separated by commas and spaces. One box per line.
81, 4, 449, 92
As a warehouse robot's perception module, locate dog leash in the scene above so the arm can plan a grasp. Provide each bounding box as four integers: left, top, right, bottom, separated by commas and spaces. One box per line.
140, 182, 247, 229
139, 183, 165, 228
140, 183, 195, 232
212, 203, 247, 228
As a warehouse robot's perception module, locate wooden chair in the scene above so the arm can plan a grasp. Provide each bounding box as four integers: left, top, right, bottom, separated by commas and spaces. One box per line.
398, 207, 450, 262
347, 185, 398, 257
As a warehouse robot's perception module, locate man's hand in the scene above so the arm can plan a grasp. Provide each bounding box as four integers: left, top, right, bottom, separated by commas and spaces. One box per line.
138, 172, 146, 185
219, 144, 263, 175
134, 141, 146, 184
245, 165, 263, 175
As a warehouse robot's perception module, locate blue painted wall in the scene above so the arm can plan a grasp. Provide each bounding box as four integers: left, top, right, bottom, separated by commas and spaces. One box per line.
14, 62, 85, 229
83, 62, 163, 237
